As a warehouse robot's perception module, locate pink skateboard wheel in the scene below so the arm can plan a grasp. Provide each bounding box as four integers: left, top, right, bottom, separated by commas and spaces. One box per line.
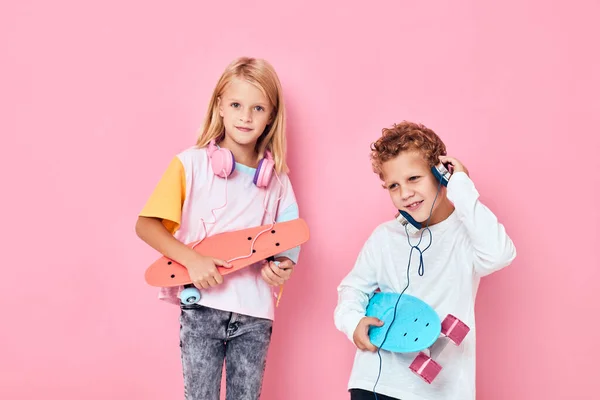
409, 352, 442, 384
441, 314, 470, 346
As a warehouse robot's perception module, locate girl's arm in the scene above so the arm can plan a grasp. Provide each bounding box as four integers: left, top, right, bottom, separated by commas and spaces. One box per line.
136, 217, 232, 288
135, 216, 200, 267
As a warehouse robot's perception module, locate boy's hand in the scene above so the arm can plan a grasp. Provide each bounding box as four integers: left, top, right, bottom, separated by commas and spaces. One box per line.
261, 257, 294, 286
439, 155, 469, 177
353, 317, 384, 352
184, 253, 233, 289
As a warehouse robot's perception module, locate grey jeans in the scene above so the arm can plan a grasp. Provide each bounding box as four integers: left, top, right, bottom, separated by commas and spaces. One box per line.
179, 303, 273, 400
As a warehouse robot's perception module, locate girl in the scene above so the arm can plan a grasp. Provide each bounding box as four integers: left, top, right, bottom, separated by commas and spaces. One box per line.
135, 57, 301, 400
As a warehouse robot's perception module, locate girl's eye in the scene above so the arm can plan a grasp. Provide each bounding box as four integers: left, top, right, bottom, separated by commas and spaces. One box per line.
254, 106, 265, 111
231, 102, 240, 108
409, 176, 420, 181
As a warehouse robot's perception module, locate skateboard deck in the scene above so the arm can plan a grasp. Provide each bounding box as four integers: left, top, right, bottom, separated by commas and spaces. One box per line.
366, 292, 441, 353
144, 218, 309, 288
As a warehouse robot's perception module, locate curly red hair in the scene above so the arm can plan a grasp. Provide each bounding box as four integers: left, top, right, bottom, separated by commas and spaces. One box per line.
370, 121, 447, 179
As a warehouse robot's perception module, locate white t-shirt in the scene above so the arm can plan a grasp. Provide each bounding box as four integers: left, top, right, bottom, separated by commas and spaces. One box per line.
140, 146, 300, 320
334, 172, 516, 400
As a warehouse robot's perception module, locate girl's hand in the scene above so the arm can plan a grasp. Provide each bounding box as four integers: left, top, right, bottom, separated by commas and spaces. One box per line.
184, 253, 233, 289
261, 257, 294, 286
439, 155, 469, 177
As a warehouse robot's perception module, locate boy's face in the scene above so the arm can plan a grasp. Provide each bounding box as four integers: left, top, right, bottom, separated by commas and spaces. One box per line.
381, 150, 452, 226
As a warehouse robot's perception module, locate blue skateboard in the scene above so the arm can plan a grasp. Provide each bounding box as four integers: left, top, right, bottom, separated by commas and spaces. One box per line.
366, 292, 470, 383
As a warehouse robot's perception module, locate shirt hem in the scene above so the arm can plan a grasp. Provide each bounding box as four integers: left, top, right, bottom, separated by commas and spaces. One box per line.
348, 379, 430, 400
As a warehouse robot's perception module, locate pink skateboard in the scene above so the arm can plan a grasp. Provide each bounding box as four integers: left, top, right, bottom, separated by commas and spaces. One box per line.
145, 218, 309, 304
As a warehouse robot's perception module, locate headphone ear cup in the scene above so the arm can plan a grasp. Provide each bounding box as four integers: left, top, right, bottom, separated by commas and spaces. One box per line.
396, 210, 422, 234
253, 157, 275, 188
211, 148, 235, 178
431, 164, 450, 187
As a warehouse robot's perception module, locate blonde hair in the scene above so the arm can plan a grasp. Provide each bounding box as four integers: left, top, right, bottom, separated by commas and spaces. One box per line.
196, 57, 288, 173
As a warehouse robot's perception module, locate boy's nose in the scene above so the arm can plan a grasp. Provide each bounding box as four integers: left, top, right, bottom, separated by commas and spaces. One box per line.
400, 188, 415, 200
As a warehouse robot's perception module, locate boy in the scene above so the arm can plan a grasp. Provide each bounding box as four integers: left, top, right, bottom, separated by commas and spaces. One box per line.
334, 121, 516, 400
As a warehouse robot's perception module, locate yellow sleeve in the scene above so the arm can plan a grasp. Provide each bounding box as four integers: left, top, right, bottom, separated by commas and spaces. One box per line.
139, 156, 186, 234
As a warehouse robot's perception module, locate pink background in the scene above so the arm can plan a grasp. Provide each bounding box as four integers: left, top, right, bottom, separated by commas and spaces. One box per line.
2, 1, 599, 399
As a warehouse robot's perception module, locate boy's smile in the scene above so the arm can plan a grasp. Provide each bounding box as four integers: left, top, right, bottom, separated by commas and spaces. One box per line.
405, 200, 424, 212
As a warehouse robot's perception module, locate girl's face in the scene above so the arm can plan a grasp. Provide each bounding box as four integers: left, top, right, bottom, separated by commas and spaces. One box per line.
218, 77, 273, 151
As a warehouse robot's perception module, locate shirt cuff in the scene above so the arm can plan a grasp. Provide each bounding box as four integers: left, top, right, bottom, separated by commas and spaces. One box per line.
341, 312, 364, 343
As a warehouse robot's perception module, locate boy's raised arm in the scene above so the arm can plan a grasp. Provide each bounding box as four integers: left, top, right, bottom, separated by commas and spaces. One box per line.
447, 171, 517, 276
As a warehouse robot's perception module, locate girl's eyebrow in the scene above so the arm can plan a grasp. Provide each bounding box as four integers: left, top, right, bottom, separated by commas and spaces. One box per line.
228, 98, 269, 107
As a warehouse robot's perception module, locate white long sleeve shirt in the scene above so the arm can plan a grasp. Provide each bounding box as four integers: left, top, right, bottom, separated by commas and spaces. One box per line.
334, 172, 516, 400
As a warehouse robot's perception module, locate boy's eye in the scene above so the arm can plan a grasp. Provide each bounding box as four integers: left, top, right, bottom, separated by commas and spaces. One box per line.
388, 183, 398, 190
409, 176, 420, 181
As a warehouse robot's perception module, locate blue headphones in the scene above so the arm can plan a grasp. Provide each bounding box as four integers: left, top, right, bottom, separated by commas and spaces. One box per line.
395, 163, 451, 233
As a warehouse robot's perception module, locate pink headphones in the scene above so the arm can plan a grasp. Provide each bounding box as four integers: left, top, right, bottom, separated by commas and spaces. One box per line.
207, 139, 275, 188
